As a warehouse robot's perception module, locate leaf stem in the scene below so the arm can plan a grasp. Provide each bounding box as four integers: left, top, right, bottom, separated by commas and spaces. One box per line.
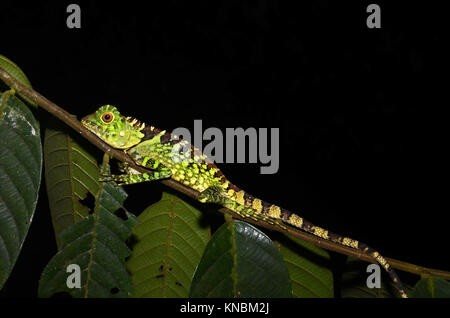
1, 65, 449, 281
84, 154, 109, 297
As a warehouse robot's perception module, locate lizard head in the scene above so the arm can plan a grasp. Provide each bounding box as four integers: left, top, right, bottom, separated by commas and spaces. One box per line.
81, 105, 145, 149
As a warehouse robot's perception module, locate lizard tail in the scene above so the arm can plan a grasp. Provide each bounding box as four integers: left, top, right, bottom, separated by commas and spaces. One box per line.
224, 187, 408, 298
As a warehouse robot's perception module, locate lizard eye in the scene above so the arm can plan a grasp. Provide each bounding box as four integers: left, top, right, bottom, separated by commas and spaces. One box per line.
101, 112, 114, 123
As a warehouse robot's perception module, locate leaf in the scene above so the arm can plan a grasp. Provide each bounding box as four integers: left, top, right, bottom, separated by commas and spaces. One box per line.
44, 125, 100, 248
0, 55, 37, 107
38, 179, 136, 298
189, 220, 292, 298
126, 192, 211, 297
411, 278, 450, 298
0, 93, 42, 289
275, 235, 333, 298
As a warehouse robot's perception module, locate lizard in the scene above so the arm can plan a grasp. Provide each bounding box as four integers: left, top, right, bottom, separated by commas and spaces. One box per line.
81, 104, 408, 298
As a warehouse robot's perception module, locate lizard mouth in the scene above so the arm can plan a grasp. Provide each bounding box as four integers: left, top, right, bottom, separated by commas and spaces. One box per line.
81, 118, 102, 135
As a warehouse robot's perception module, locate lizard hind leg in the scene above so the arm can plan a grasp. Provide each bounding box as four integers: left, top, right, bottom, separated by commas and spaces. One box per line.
198, 186, 261, 221
197, 186, 223, 203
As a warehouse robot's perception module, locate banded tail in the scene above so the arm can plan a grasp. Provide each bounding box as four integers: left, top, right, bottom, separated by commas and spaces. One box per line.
224, 186, 408, 298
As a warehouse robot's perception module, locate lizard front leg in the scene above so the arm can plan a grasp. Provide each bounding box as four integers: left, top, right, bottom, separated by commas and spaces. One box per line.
101, 157, 172, 186
100, 169, 172, 186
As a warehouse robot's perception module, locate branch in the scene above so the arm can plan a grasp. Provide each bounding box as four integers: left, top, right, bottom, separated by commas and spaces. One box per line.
1, 65, 449, 281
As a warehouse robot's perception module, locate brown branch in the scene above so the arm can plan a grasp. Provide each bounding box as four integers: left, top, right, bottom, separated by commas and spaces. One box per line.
1, 65, 449, 281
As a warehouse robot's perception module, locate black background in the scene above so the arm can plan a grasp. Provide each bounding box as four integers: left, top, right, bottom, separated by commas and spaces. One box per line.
0, 0, 448, 298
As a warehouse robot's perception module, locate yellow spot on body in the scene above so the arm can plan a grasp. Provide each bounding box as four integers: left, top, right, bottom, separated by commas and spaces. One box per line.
252, 199, 263, 213
268, 205, 281, 219
235, 191, 245, 205
288, 214, 303, 228
373, 253, 387, 267
342, 237, 359, 249
312, 226, 329, 239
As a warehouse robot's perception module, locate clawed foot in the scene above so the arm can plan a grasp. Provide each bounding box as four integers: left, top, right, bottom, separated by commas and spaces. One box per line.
99, 173, 125, 184
99, 172, 112, 182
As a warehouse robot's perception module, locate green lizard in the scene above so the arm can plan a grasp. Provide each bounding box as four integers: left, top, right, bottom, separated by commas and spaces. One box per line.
81, 105, 408, 298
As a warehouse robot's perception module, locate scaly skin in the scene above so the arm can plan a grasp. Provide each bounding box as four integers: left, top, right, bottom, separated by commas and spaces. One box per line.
81, 105, 408, 298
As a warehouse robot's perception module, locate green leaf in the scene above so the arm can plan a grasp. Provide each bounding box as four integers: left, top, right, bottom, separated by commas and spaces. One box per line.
0, 55, 37, 107
275, 236, 333, 298
126, 191, 211, 297
411, 278, 450, 298
38, 179, 136, 298
44, 125, 100, 248
0, 93, 42, 289
190, 220, 292, 298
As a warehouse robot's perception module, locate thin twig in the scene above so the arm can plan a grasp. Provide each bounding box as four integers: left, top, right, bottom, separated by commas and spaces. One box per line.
1, 65, 449, 280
